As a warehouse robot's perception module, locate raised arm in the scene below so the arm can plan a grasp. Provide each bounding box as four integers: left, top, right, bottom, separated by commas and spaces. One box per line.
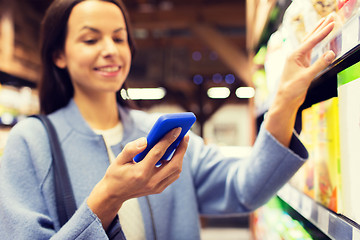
264, 14, 336, 147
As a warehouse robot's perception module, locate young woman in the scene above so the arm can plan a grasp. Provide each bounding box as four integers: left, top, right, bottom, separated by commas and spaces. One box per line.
0, 0, 336, 239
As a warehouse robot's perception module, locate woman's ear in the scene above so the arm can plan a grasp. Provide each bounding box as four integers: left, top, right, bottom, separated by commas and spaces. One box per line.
53, 50, 67, 69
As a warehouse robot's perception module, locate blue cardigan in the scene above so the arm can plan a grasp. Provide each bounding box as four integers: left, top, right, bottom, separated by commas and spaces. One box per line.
0, 100, 308, 239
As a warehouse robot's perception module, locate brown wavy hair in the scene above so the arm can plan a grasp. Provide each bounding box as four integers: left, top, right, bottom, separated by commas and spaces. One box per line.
39, 0, 136, 114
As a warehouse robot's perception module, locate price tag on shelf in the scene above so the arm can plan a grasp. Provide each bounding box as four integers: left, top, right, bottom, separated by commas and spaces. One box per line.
301, 196, 312, 219
341, 16, 360, 55
291, 189, 300, 211
278, 184, 290, 201
317, 206, 330, 233
353, 228, 360, 240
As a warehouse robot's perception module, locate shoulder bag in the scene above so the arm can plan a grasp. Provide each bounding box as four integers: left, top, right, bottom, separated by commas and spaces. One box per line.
31, 114, 77, 227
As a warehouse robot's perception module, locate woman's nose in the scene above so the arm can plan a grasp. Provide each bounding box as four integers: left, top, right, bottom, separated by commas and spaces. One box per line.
101, 38, 118, 57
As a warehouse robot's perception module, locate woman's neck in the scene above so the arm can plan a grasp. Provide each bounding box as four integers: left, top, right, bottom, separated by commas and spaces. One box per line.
74, 93, 120, 130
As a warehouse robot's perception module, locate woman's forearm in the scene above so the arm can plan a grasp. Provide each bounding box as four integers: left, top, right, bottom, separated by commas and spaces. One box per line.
263, 95, 298, 147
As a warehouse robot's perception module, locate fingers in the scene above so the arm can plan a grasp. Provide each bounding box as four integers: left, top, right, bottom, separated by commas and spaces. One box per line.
116, 137, 147, 165
146, 136, 189, 194
313, 13, 335, 36
306, 50, 335, 80
300, 15, 335, 53
141, 127, 182, 168
302, 16, 326, 42
302, 12, 335, 42
169, 134, 189, 163
160, 134, 189, 172
103, 130, 189, 202
116, 127, 182, 168
148, 134, 189, 180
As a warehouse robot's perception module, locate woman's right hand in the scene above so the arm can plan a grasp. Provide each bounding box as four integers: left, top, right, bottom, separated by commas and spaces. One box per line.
87, 127, 189, 230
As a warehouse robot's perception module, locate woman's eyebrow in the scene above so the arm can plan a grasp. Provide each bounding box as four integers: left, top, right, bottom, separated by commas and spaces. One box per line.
113, 27, 127, 33
80, 26, 126, 33
80, 26, 101, 33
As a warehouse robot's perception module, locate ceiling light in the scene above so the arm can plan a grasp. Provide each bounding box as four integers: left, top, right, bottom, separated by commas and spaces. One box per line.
212, 73, 222, 83
133, 29, 149, 39
121, 88, 166, 100
207, 87, 230, 99
193, 74, 203, 85
225, 74, 235, 84
192, 51, 202, 61
235, 87, 255, 98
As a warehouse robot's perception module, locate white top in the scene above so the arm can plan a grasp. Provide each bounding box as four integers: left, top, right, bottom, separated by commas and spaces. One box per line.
94, 122, 145, 240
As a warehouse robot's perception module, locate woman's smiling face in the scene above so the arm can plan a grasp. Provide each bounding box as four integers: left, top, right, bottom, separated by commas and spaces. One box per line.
54, 0, 132, 99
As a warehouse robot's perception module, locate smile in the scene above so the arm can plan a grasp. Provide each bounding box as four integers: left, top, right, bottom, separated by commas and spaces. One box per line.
94, 66, 121, 72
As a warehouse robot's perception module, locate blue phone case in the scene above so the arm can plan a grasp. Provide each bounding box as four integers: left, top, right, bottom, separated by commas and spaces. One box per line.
133, 112, 196, 166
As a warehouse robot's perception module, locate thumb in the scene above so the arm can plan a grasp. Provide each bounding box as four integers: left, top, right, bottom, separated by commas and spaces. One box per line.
307, 51, 335, 80
115, 137, 147, 164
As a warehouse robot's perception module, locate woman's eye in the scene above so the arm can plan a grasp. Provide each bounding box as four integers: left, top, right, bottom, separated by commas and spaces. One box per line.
83, 39, 97, 44
114, 37, 125, 43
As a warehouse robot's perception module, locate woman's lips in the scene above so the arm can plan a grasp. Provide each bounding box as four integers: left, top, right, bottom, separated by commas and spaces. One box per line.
94, 66, 121, 77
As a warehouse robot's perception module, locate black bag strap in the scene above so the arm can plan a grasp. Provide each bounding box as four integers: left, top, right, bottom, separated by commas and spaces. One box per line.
31, 114, 77, 227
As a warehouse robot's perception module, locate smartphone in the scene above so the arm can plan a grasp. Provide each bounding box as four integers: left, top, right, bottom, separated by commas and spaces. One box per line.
133, 112, 196, 166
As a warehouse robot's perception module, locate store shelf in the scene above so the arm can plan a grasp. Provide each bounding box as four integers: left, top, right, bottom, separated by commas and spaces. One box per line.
275, 13, 360, 240
256, 11, 360, 118
278, 184, 360, 240
301, 12, 360, 110
0, 70, 36, 88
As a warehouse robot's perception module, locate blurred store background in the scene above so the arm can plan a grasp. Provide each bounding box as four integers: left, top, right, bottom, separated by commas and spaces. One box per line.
2, 0, 360, 239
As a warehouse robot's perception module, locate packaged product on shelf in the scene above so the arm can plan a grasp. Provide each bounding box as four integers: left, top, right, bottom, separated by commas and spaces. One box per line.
337, 60, 360, 224
0, 85, 39, 126
325, 98, 342, 213
253, 68, 268, 111
295, 98, 341, 213
282, 0, 344, 47
282, 0, 309, 49
252, 197, 313, 240
313, 98, 341, 213
288, 160, 306, 195
296, 106, 318, 199
0, 86, 20, 126
311, 0, 344, 40
252, 47, 269, 111
264, 29, 286, 103
312, 0, 338, 18
337, 0, 360, 22
280, 0, 346, 68
311, 1, 360, 66
329, 33, 342, 57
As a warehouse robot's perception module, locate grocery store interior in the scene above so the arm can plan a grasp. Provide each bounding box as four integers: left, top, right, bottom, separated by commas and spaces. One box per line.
1, 0, 360, 239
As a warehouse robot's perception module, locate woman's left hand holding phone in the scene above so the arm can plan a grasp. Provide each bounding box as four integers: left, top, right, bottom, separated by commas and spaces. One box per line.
87, 127, 189, 230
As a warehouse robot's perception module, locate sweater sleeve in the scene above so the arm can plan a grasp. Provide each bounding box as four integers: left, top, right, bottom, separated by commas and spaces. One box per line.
190, 123, 308, 215
234, 124, 308, 210
0, 119, 111, 239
